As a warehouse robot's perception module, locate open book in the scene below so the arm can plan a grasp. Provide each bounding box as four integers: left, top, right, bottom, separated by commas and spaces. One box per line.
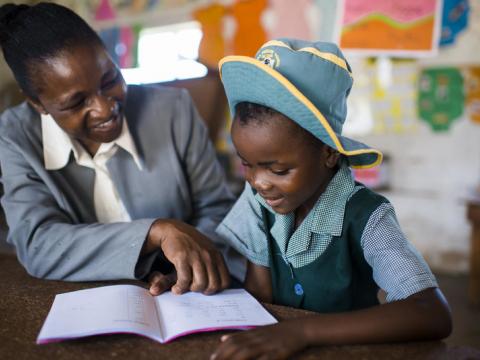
37, 285, 277, 344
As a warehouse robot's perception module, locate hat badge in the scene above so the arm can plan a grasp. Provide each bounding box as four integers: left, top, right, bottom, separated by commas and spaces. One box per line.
257, 49, 280, 69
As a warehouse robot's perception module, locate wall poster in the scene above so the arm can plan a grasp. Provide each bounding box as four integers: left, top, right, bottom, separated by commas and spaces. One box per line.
338, 0, 443, 57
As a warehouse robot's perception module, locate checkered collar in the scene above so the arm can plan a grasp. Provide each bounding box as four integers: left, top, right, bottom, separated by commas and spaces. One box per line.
254, 161, 355, 257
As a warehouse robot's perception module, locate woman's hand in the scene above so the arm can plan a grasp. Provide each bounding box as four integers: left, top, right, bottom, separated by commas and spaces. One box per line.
144, 219, 230, 295
211, 321, 308, 360
148, 271, 177, 295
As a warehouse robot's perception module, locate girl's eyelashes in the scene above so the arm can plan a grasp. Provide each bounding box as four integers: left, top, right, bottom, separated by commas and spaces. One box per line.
239, 157, 290, 176
241, 162, 290, 176
270, 169, 290, 176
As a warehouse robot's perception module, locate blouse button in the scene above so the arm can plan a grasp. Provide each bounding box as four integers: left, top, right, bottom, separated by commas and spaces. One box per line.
294, 283, 304, 296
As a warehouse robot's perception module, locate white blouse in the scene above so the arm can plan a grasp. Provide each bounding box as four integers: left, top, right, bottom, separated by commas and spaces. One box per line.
41, 114, 142, 223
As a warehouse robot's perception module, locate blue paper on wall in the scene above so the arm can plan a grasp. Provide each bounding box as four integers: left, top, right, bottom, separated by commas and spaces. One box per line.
440, 0, 470, 46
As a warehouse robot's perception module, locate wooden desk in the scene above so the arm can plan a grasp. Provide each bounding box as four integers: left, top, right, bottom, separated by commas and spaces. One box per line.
0, 254, 478, 360
467, 200, 480, 306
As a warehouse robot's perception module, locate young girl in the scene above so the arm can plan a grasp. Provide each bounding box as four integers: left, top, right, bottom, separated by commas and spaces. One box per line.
211, 39, 452, 360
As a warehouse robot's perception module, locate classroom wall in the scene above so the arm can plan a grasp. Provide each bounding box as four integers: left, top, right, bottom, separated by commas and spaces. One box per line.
355, 0, 480, 273
359, 112, 479, 274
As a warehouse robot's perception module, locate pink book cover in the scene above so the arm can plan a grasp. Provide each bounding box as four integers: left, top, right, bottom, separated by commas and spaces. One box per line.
36, 285, 277, 344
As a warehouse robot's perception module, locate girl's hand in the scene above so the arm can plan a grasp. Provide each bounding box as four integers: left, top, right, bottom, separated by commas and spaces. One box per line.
211, 321, 308, 360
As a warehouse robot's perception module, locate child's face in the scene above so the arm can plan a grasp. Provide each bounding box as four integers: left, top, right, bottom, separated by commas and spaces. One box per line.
232, 112, 339, 215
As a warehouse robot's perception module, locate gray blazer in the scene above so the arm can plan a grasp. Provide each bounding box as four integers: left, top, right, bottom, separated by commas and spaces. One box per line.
0, 85, 240, 281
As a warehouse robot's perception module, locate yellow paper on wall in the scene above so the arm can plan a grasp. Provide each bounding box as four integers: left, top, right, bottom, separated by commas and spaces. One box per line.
465, 67, 480, 124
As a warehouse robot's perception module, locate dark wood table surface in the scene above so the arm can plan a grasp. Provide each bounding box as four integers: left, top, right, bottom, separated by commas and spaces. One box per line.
1, 253, 479, 360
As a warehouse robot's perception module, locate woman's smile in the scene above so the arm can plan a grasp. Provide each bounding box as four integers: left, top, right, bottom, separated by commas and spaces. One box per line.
91, 109, 122, 135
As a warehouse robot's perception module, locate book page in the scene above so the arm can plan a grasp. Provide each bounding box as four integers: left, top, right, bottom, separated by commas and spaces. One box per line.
155, 289, 277, 342
37, 285, 162, 344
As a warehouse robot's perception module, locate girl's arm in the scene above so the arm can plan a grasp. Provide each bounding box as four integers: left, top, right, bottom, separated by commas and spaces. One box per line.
302, 287, 452, 344
212, 264, 452, 360
244, 260, 272, 302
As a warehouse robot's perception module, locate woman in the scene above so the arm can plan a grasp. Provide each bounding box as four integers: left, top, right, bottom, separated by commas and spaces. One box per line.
0, 3, 242, 294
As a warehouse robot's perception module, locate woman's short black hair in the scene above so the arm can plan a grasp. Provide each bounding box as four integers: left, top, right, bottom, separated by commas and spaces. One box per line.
0, 2, 103, 99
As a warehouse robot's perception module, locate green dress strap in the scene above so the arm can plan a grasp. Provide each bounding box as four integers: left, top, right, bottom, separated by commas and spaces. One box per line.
264, 185, 389, 313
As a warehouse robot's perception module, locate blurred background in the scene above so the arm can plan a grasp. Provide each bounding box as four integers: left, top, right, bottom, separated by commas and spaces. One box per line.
0, 0, 479, 349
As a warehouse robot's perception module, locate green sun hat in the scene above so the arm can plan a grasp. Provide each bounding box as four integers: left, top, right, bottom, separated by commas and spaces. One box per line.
219, 38, 382, 169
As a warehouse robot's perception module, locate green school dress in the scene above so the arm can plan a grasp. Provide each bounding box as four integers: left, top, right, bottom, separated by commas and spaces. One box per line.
265, 185, 388, 313
216, 163, 438, 308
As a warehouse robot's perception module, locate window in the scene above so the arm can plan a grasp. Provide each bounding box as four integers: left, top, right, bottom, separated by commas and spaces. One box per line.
121, 21, 207, 84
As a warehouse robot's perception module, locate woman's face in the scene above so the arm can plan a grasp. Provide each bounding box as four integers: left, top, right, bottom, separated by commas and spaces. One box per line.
28, 43, 127, 155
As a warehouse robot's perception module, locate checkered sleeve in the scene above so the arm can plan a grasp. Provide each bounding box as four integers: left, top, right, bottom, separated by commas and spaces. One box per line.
361, 202, 438, 302
215, 184, 270, 267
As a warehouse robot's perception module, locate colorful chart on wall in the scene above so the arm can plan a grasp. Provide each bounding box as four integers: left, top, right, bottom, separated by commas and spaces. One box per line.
194, 0, 268, 68
231, 0, 268, 56
418, 67, 464, 132
371, 61, 420, 134
338, 0, 443, 57
193, 4, 228, 69
440, 0, 470, 46
264, 0, 313, 40
345, 59, 419, 136
88, 0, 183, 18
95, 0, 120, 65
464, 66, 480, 124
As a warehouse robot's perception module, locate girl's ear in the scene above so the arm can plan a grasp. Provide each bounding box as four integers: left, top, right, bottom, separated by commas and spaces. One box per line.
323, 146, 340, 169
26, 97, 48, 115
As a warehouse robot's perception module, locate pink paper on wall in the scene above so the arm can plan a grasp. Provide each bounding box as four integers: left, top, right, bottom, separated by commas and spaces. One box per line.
95, 0, 116, 21
266, 0, 313, 39
342, 0, 436, 25
119, 27, 135, 68
339, 0, 441, 57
